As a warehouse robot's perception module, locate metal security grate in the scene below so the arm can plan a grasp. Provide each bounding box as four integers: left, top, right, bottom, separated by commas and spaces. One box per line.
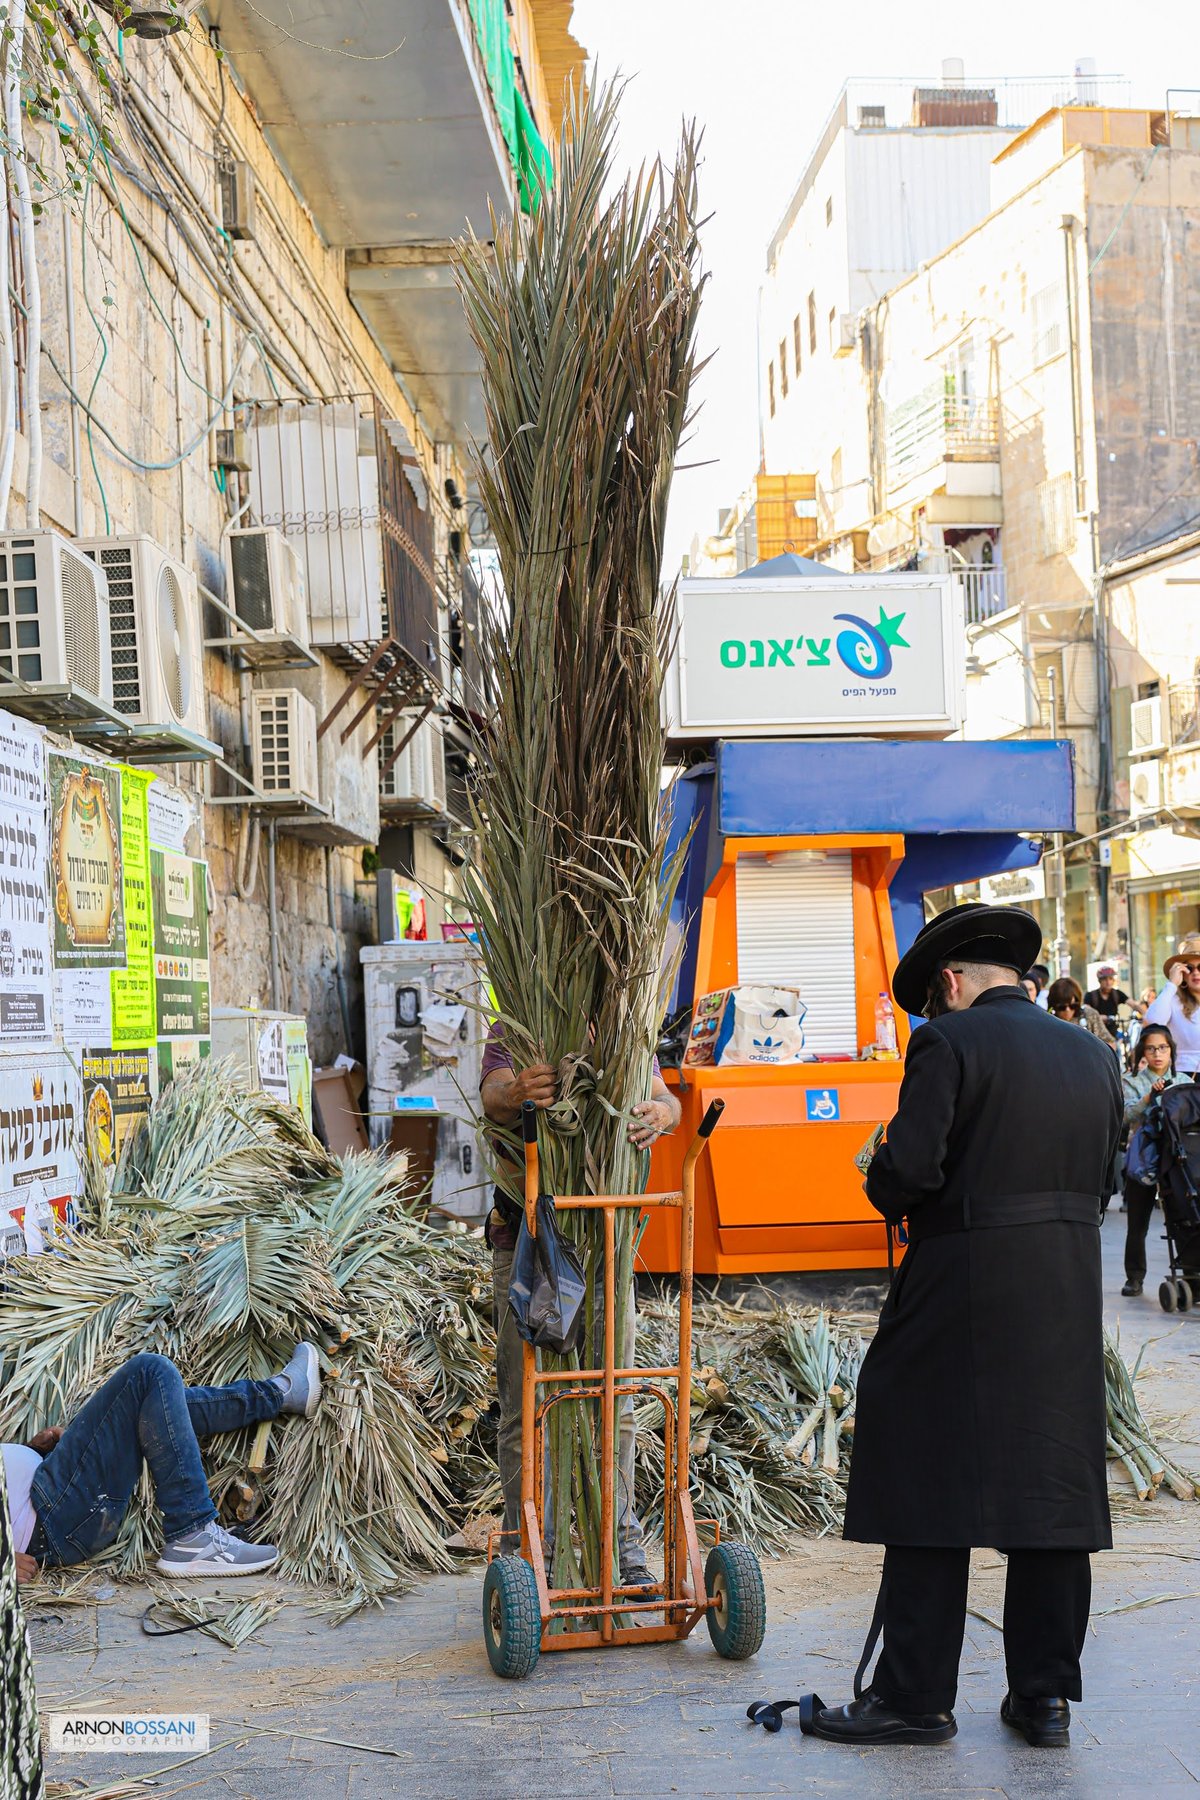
97, 544, 140, 715
735, 851, 857, 1056
0, 542, 43, 682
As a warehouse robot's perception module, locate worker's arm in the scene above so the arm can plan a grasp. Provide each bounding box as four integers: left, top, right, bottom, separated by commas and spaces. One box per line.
628, 1071, 682, 1150
865, 1025, 961, 1224
480, 1061, 557, 1125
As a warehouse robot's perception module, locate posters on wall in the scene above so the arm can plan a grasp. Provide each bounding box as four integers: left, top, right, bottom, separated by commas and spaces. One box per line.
81, 1047, 154, 1167
256, 1017, 312, 1126
0, 1047, 82, 1256
0, 713, 52, 1042
110, 768, 155, 1049
48, 755, 125, 968
151, 846, 210, 1087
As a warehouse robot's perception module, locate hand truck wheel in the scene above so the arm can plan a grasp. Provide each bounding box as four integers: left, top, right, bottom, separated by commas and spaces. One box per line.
482, 1555, 541, 1679
704, 1541, 767, 1661
1159, 1278, 1178, 1313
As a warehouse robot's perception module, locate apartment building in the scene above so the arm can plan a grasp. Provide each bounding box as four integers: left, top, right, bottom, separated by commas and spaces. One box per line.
1, 1, 582, 1061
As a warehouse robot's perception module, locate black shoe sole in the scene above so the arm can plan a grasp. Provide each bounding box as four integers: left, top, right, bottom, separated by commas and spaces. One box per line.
813, 1720, 958, 1746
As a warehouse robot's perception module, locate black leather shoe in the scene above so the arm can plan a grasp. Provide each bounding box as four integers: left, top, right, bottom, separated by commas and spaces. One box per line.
1121, 1278, 1143, 1296
1001, 1691, 1071, 1747
810, 1689, 957, 1745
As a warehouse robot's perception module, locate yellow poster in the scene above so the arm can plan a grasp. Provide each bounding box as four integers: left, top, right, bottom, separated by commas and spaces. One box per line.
110, 767, 155, 1047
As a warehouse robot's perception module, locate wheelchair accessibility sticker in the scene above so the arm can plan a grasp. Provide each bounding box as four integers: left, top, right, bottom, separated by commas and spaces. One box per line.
806, 1088, 840, 1122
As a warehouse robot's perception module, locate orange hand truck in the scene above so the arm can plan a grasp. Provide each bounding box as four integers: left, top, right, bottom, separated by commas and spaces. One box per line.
482, 1097, 766, 1678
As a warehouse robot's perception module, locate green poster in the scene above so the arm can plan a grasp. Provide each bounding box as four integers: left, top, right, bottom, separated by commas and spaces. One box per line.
48, 753, 125, 969
151, 849, 210, 1042
110, 767, 154, 1046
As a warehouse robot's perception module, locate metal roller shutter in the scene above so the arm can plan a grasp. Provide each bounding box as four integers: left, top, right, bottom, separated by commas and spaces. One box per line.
735, 851, 858, 1056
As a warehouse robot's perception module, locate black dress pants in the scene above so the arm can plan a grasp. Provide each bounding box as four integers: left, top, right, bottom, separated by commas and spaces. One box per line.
871, 1545, 1091, 1714
1123, 1177, 1157, 1282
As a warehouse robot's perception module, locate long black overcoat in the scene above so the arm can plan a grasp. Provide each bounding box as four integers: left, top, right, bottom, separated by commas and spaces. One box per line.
843, 985, 1123, 1550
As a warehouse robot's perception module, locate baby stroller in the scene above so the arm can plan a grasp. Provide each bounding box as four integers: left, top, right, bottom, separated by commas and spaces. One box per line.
1154, 1083, 1200, 1312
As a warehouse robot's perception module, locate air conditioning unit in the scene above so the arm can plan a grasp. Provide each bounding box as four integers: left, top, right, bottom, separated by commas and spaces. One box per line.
379, 711, 446, 813
1129, 693, 1166, 757
228, 527, 310, 652
77, 535, 206, 738
251, 689, 321, 806
1129, 757, 1162, 813
219, 159, 257, 242
0, 529, 112, 703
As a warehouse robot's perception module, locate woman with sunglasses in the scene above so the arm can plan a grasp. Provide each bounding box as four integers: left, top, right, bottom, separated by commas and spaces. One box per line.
1045, 977, 1117, 1048
1119, 1025, 1187, 1296
1142, 933, 1200, 1075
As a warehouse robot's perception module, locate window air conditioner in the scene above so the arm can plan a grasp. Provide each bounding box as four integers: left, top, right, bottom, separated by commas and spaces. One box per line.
219, 159, 258, 242
1129, 694, 1166, 757
1129, 758, 1162, 813
379, 711, 446, 813
0, 529, 112, 703
228, 527, 310, 652
251, 688, 321, 805
77, 535, 207, 738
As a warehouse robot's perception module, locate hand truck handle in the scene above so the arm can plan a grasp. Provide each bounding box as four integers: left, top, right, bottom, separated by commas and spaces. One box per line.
697, 1098, 724, 1138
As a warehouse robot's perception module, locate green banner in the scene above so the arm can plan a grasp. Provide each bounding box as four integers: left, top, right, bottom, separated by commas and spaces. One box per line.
151, 848, 210, 1042
110, 767, 155, 1047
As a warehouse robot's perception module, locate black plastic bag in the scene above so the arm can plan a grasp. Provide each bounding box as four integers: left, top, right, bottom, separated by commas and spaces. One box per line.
508, 1196, 586, 1356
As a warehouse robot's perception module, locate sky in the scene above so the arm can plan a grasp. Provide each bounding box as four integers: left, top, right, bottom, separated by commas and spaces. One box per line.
570, 0, 1189, 575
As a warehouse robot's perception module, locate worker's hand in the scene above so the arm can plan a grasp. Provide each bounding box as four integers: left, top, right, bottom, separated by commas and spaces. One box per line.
512, 1063, 556, 1109
14, 1553, 36, 1584
27, 1427, 62, 1456
628, 1100, 675, 1149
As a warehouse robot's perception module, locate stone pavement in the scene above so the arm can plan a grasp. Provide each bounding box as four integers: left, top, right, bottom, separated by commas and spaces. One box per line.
33, 1212, 1200, 1800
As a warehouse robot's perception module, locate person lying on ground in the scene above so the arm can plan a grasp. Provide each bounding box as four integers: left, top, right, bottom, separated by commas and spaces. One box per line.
3, 1344, 320, 1583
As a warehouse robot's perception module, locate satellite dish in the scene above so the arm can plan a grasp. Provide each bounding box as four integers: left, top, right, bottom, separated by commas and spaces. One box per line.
94, 0, 203, 39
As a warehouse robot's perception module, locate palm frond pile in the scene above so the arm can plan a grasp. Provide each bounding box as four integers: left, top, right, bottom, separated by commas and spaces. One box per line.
634, 1297, 866, 1550
1105, 1329, 1197, 1502
455, 80, 704, 1591
0, 1064, 495, 1621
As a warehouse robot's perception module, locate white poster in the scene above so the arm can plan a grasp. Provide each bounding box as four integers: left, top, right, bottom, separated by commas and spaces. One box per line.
0, 712, 52, 1042
53, 967, 114, 1051
0, 1046, 82, 1257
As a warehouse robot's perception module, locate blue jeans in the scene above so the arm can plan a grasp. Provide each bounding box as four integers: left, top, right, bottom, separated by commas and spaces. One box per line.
28, 1352, 283, 1568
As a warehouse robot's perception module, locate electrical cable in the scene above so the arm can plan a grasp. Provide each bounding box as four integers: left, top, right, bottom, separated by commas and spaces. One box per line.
6, 0, 41, 527
0, 2, 22, 528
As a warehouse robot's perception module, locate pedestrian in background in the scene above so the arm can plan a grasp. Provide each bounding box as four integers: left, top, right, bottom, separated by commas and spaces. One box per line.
1142, 935, 1200, 1074
1083, 966, 1129, 1024
1120, 1024, 1186, 1297
1047, 977, 1117, 1048
1028, 963, 1051, 1010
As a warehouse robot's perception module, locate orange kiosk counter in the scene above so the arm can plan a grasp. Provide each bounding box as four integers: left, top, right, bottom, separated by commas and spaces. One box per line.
639, 739, 1076, 1278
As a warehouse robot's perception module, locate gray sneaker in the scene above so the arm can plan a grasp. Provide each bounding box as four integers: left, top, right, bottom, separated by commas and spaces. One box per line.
156, 1522, 279, 1578
271, 1341, 321, 1418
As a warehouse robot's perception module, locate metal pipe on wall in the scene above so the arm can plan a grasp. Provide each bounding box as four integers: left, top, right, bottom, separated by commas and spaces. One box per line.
325, 845, 353, 1056
267, 818, 280, 1010
61, 203, 85, 537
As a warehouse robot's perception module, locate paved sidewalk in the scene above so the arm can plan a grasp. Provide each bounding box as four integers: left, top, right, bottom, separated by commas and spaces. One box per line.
34, 1212, 1200, 1799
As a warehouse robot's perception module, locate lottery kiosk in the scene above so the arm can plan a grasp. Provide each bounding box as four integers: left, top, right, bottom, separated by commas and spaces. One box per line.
641, 562, 1075, 1276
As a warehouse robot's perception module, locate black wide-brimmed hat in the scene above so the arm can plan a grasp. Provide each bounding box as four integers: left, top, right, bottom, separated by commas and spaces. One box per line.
891, 902, 1043, 1016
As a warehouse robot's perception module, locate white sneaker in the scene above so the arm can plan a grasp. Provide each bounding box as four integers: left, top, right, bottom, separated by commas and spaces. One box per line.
156, 1521, 279, 1578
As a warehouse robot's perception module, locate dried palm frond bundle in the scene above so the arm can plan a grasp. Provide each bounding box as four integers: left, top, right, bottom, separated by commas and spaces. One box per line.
632, 1296, 864, 1551
455, 80, 703, 1592
1105, 1329, 1197, 1502
0, 1064, 496, 1622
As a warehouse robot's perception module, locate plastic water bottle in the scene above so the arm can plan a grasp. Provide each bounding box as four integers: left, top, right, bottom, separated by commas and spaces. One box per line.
875, 992, 897, 1053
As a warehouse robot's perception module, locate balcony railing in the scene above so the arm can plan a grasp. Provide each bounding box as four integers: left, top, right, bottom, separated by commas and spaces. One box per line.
958, 564, 1008, 626
886, 388, 1000, 488
1169, 681, 1200, 749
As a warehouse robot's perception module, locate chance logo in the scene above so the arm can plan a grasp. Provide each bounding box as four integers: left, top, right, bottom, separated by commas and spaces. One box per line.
834, 607, 910, 681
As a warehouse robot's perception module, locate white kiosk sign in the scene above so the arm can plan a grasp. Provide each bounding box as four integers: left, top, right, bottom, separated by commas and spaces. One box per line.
667, 575, 964, 739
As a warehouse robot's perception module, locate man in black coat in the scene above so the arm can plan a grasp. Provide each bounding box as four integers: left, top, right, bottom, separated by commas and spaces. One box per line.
813, 904, 1122, 1750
